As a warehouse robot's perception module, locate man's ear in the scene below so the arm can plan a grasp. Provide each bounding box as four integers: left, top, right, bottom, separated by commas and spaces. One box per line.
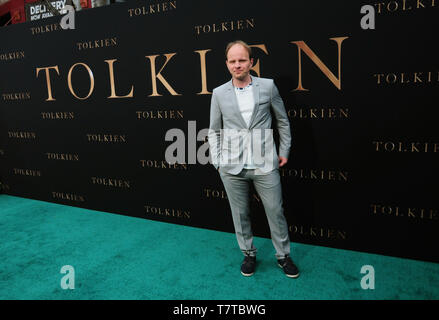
250, 58, 254, 67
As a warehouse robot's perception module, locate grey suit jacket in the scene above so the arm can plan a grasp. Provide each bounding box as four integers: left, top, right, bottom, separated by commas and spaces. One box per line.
208, 76, 291, 175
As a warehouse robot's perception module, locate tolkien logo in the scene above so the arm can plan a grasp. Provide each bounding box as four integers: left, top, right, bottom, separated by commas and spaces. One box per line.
13, 168, 42, 177
289, 225, 347, 240
52, 191, 85, 202
91, 177, 130, 188
86, 134, 126, 143
373, 71, 439, 85
144, 205, 190, 219
373, 141, 439, 153
35, 37, 349, 101
46, 153, 79, 161
371, 204, 439, 221
128, 0, 177, 17
8, 131, 36, 139
373, 0, 437, 14
2, 92, 31, 101
0, 51, 25, 61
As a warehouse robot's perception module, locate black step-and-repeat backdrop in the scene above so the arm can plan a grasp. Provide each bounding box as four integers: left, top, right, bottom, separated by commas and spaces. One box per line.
1, 0, 438, 263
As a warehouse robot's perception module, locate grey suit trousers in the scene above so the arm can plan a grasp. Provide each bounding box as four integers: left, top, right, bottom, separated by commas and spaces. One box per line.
219, 168, 291, 259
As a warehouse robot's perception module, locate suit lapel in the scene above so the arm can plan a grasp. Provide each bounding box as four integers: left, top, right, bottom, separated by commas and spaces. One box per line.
248, 77, 260, 129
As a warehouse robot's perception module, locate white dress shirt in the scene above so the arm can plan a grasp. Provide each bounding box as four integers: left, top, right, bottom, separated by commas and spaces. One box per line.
235, 83, 257, 169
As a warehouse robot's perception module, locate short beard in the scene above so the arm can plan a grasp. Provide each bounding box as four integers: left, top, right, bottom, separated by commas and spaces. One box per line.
234, 72, 249, 82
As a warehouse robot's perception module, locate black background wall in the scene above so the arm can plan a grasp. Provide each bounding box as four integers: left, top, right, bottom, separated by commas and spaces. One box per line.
0, 0, 438, 263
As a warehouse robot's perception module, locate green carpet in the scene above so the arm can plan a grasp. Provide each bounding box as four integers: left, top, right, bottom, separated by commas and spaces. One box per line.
0, 194, 438, 300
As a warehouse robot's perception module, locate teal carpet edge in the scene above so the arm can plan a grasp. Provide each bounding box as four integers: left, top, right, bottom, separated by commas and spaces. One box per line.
1, 194, 438, 300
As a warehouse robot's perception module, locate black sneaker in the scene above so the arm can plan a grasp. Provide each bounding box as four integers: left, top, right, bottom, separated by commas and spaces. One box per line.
277, 255, 299, 278
241, 255, 256, 277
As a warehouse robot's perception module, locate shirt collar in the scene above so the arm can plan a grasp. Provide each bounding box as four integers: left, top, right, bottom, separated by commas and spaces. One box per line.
235, 82, 253, 91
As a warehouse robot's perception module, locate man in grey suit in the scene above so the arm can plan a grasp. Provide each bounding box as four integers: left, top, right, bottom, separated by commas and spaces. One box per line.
208, 40, 299, 278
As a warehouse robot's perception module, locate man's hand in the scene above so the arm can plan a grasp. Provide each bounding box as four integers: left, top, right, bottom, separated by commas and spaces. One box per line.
279, 156, 288, 167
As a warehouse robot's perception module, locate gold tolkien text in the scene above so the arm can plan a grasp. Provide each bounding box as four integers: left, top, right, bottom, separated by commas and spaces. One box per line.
0, 51, 25, 61
374, 0, 437, 13
140, 160, 188, 170
373, 141, 439, 153
13, 168, 41, 177
371, 204, 439, 221
289, 225, 347, 240
2, 92, 31, 101
279, 168, 349, 182
52, 192, 85, 202
128, 0, 177, 17
76, 38, 117, 51
287, 107, 349, 119
86, 134, 127, 143
30, 23, 62, 35
136, 110, 184, 119
46, 153, 79, 161
8, 131, 36, 139
91, 177, 130, 188
144, 204, 191, 219
374, 71, 439, 85
194, 18, 255, 35
41, 112, 74, 120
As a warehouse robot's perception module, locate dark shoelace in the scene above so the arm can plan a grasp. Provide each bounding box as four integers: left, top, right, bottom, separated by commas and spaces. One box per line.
243, 255, 255, 264
280, 255, 294, 268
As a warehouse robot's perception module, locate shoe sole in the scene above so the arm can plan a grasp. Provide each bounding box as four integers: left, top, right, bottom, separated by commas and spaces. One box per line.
278, 263, 300, 278
241, 271, 255, 277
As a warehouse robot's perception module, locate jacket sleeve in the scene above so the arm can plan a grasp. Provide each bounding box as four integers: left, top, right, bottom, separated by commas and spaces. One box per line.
270, 81, 292, 159
208, 90, 222, 169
